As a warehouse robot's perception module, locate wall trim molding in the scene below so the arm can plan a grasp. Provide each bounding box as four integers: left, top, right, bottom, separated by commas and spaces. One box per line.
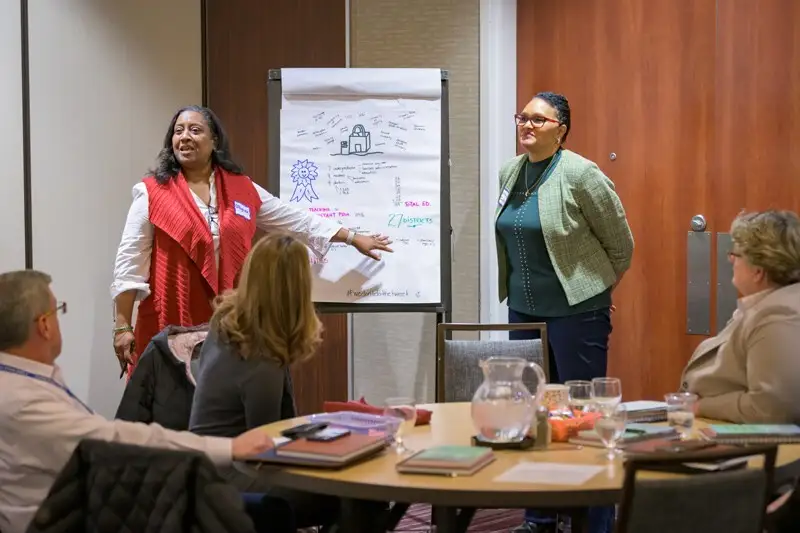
479, 0, 516, 338
20, 0, 31, 268
200, 0, 208, 106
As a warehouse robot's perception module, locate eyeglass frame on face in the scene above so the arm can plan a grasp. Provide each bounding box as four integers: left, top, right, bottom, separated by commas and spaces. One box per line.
727, 250, 743, 262
514, 113, 561, 128
36, 301, 67, 321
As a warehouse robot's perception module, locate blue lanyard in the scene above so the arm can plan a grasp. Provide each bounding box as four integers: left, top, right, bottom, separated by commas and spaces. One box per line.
0, 363, 94, 414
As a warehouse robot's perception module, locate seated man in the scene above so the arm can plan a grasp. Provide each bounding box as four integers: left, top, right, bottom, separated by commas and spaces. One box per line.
0, 270, 274, 533
680, 210, 800, 423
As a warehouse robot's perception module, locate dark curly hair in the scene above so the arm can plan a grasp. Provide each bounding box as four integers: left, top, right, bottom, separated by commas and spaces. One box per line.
534, 91, 571, 144
150, 105, 245, 184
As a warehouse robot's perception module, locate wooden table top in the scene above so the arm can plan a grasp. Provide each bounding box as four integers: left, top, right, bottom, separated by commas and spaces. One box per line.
246, 402, 800, 508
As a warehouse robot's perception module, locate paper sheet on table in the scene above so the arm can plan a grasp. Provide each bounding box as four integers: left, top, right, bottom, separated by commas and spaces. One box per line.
494, 462, 605, 485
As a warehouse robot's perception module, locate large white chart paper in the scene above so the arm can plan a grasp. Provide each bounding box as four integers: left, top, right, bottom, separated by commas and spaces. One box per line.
279, 69, 443, 305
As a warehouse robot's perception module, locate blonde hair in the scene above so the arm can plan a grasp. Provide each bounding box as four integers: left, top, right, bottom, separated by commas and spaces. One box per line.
730, 210, 800, 286
211, 233, 322, 366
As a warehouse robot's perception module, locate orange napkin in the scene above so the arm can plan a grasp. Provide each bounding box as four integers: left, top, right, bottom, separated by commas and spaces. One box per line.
549, 411, 601, 442
321, 397, 432, 426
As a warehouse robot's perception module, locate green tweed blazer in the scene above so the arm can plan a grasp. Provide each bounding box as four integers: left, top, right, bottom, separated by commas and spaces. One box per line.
495, 149, 634, 306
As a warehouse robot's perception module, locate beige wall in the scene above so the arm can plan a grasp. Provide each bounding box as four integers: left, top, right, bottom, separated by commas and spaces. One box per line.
350, 0, 481, 402
27, 0, 202, 416
0, 0, 26, 273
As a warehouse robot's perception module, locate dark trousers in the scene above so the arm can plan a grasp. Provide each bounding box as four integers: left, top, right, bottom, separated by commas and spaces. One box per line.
509, 307, 615, 533
220, 465, 340, 531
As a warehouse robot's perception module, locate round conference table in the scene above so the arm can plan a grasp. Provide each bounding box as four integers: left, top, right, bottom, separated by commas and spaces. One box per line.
244, 402, 800, 533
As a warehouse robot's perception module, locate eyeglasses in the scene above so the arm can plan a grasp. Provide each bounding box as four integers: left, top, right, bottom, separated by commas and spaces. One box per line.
37, 301, 67, 321
514, 113, 561, 128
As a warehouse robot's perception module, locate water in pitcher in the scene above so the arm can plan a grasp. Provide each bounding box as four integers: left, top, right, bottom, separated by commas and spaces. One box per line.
471, 357, 546, 443
472, 394, 534, 442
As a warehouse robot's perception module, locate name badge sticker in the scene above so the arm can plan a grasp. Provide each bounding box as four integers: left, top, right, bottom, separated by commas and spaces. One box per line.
234, 201, 251, 220
498, 188, 510, 207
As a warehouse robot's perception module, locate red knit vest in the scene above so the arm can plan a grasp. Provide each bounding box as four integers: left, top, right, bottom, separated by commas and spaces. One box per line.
131, 168, 262, 372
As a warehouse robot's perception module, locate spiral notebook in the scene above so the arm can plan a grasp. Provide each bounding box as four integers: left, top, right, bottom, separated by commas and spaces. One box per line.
700, 424, 800, 444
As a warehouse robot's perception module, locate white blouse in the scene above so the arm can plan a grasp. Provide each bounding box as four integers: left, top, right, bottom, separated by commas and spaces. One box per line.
110, 173, 340, 301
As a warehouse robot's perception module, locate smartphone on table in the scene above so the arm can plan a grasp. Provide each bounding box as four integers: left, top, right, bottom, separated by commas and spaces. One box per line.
280, 422, 328, 440
306, 427, 352, 442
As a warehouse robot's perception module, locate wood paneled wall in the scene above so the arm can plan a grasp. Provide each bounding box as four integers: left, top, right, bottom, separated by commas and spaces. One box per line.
517, 0, 800, 401
205, 0, 349, 414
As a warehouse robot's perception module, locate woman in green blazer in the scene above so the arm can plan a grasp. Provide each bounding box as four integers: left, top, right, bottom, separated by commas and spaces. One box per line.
497, 92, 633, 533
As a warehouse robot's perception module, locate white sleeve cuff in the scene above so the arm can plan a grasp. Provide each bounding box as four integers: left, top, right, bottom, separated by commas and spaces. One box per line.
110, 280, 151, 301
307, 222, 340, 258
204, 436, 234, 466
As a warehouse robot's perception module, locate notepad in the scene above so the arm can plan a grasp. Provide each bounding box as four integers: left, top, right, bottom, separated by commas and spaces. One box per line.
570, 423, 678, 448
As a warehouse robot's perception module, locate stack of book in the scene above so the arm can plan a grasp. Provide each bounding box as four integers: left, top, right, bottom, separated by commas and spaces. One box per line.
569, 423, 678, 448
249, 433, 388, 468
700, 424, 800, 444
622, 401, 668, 423
396, 446, 495, 476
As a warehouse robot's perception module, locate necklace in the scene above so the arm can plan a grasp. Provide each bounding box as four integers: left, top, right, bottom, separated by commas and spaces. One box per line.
522, 153, 558, 197
523, 163, 545, 198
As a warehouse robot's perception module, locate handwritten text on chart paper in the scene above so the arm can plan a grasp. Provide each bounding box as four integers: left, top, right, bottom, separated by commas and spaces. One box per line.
279, 106, 442, 304
387, 214, 434, 228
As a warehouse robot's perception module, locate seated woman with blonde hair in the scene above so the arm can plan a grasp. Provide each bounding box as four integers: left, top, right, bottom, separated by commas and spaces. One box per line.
680, 209, 800, 423
189, 232, 336, 530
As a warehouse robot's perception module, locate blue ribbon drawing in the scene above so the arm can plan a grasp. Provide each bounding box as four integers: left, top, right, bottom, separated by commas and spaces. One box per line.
290, 159, 319, 203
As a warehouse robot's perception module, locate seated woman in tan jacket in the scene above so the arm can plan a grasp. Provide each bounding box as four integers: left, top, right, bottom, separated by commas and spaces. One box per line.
680, 209, 800, 424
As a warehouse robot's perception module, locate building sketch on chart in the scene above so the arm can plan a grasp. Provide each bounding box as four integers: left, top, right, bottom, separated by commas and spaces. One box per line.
333, 124, 384, 156
290, 159, 320, 203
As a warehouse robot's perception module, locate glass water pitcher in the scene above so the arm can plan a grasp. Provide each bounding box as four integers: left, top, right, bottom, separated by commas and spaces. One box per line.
470, 356, 547, 443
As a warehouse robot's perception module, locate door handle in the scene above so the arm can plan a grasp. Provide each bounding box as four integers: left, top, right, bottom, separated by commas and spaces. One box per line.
690, 214, 707, 232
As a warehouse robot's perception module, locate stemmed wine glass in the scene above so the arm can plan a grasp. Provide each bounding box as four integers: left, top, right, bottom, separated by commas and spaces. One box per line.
591, 377, 622, 408
384, 397, 417, 454
665, 392, 698, 440
594, 403, 627, 460
565, 380, 593, 414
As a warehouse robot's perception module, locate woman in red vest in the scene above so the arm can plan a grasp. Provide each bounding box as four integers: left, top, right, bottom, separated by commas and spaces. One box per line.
110, 105, 392, 376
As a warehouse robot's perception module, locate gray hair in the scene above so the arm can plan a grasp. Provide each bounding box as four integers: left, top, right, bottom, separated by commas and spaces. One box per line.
731, 210, 800, 286
0, 270, 53, 351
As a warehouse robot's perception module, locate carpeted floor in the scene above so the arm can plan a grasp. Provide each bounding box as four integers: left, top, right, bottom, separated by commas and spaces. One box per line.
393, 504, 524, 532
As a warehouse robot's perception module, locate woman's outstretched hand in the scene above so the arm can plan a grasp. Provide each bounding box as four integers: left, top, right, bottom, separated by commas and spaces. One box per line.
352, 233, 394, 260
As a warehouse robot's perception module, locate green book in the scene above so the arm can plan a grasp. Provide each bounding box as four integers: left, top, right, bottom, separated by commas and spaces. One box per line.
706, 424, 800, 435
397, 445, 496, 476
412, 446, 491, 463
700, 424, 800, 445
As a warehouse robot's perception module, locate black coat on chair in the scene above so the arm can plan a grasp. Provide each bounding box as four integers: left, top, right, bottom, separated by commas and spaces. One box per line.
116, 325, 207, 431
26, 439, 256, 533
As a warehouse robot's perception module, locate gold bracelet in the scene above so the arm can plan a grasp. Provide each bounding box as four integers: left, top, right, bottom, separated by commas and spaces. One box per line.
113, 325, 133, 335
